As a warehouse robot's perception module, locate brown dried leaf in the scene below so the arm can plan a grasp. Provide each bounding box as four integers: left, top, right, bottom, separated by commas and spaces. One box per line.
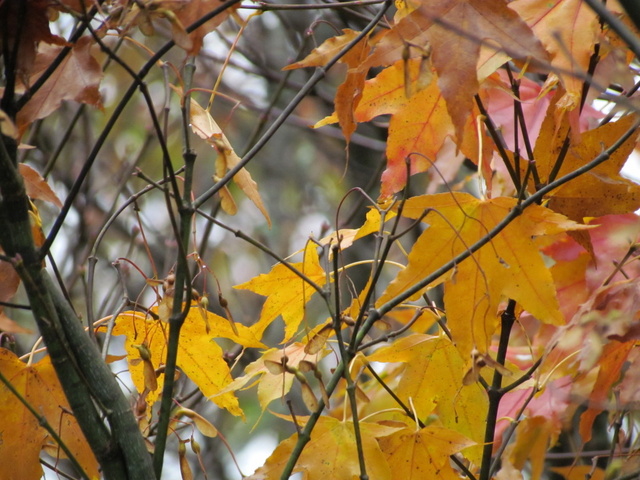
0, 0, 68, 82
172, 0, 238, 55
17, 36, 103, 133
19, 164, 63, 208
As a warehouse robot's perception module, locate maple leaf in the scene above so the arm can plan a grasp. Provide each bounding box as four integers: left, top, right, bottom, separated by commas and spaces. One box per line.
184, 89, 271, 227
247, 416, 399, 480
578, 340, 634, 443
109, 305, 262, 416
377, 194, 585, 359
368, 334, 487, 464
542, 213, 640, 304
521, 109, 639, 250
17, 37, 103, 133
234, 241, 327, 342
546, 115, 640, 221
378, 425, 476, 479
551, 466, 605, 480
316, 207, 386, 253
0, 260, 23, 334
510, 0, 599, 112
0, 0, 68, 83
496, 376, 572, 452
172, 0, 238, 55
286, 29, 371, 144
354, 58, 483, 197
20, 164, 63, 208
119, 0, 236, 54
0, 349, 99, 480
360, 0, 547, 140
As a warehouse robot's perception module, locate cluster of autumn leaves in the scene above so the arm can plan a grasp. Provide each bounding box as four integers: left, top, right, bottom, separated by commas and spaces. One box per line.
2, 0, 640, 479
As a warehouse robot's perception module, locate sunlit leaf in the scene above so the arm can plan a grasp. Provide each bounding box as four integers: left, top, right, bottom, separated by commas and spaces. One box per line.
379, 425, 476, 479
368, 334, 487, 464
247, 416, 399, 480
234, 241, 326, 341
109, 304, 262, 417
377, 194, 585, 358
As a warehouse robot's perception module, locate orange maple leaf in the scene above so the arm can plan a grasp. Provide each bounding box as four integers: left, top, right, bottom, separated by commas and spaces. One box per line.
286, 29, 372, 144
0, 349, 99, 480
511, 0, 599, 112
500, 416, 561, 479
361, 0, 548, 140
354, 58, 472, 197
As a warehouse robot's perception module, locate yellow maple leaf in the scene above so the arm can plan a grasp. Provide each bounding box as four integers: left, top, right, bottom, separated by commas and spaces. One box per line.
246, 416, 399, 479
368, 334, 486, 465
0, 349, 99, 480
379, 425, 476, 479
377, 193, 586, 358
234, 241, 327, 342
110, 305, 261, 417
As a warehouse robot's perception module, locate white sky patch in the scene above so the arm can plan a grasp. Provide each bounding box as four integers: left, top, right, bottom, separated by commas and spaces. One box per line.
227, 432, 279, 478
